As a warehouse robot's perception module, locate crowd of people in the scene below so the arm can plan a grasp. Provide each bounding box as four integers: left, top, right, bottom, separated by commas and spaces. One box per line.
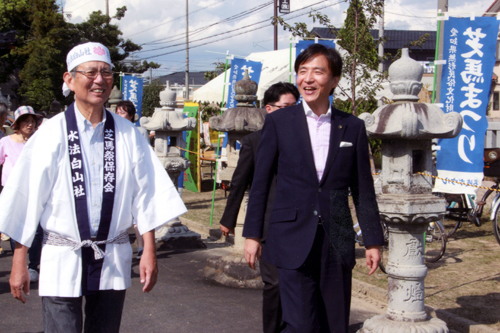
0, 41, 382, 333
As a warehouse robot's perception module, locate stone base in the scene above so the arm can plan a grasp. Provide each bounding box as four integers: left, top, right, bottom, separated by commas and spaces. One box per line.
203, 254, 264, 289
156, 220, 203, 248
358, 314, 448, 333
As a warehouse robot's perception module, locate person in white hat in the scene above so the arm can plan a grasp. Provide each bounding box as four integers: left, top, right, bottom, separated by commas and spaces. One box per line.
0, 42, 187, 333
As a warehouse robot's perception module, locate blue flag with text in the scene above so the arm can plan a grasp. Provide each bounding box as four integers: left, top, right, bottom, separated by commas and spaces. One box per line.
434, 17, 500, 194
122, 76, 144, 126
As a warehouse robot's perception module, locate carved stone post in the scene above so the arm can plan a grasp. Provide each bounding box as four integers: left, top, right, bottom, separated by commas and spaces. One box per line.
358, 49, 463, 333
141, 86, 200, 243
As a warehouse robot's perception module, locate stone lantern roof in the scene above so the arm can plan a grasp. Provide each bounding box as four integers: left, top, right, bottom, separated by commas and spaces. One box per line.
360, 48, 462, 140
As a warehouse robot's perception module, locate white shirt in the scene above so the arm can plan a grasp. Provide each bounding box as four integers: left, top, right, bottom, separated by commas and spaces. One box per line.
303, 101, 332, 181
0, 110, 187, 297
74, 106, 106, 236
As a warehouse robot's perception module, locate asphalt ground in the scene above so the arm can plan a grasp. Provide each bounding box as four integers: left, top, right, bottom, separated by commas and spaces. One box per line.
0, 237, 386, 333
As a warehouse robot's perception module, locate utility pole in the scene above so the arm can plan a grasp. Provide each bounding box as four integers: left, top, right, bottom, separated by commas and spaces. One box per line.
105, 0, 109, 17
274, 0, 278, 50
186, 0, 190, 101
435, 0, 448, 103
378, 1, 384, 106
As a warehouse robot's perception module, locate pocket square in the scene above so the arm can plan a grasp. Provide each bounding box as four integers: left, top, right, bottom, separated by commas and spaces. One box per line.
339, 141, 353, 147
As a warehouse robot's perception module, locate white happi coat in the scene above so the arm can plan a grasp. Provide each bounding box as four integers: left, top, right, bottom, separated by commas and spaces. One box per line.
0, 111, 187, 297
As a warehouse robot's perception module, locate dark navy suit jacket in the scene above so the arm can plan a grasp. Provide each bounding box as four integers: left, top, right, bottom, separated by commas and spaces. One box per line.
243, 103, 384, 270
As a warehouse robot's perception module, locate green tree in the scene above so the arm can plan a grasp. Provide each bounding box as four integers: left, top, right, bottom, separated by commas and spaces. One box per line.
335, 0, 383, 116
204, 62, 228, 82
1, 2, 160, 110
141, 80, 164, 117
11, 0, 70, 110
273, 1, 384, 116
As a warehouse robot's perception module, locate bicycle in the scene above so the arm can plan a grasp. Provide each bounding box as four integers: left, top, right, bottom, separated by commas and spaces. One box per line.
440, 180, 500, 245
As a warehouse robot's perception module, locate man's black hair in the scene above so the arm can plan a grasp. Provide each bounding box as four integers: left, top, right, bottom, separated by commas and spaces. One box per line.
263, 82, 300, 106
117, 100, 136, 119
294, 44, 342, 78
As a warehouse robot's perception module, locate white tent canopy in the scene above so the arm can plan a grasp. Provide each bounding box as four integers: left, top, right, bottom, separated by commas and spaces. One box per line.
193, 46, 389, 104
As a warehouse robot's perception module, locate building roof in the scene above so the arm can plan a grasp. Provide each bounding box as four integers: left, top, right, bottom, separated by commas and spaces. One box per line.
311, 28, 436, 51
485, 0, 500, 13
158, 71, 207, 86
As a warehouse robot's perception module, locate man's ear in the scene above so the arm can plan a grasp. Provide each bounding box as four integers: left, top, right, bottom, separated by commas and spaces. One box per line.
63, 72, 75, 91
265, 104, 273, 114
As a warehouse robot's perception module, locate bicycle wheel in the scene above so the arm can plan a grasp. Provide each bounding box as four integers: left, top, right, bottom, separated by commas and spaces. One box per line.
494, 207, 500, 245
424, 221, 447, 263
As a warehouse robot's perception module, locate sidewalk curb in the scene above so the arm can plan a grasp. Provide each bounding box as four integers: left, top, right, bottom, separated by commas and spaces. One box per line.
182, 217, 498, 333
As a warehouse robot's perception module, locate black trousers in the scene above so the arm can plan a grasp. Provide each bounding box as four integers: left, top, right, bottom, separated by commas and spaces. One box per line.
42, 290, 126, 333
260, 255, 283, 333
278, 226, 352, 333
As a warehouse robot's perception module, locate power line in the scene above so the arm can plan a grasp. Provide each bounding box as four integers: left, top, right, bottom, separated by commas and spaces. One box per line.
127, 0, 227, 38
137, 0, 343, 61
136, 0, 337, 56
139, 1, 274, 47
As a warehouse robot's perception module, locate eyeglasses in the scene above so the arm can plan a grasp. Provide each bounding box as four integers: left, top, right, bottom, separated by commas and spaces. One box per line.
75, 69, 114, 79
268, 104, 294, 109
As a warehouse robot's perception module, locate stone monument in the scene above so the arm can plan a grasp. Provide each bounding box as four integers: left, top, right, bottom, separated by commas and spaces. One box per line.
108, 85, 122, 113
209, 69, 267, 251
358, 49, 462, 333
141, 86, 201, 244
203, 70, 266, 287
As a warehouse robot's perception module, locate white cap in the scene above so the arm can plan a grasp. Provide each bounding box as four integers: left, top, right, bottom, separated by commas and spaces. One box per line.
62, 42, 114, 97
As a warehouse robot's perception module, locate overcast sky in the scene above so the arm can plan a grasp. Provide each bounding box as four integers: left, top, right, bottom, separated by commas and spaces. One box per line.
60, 0, 496, 77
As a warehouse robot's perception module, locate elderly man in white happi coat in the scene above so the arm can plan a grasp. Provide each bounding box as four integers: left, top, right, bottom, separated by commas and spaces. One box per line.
0, 42, 187, 333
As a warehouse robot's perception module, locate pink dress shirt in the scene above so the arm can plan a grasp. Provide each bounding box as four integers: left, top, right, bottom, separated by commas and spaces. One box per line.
303, 101, 332, 181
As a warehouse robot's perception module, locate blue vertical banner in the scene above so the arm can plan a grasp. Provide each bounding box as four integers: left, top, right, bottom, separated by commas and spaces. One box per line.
434, 17, 500, 194
122, 75, 144, 126
295, 39, 336, 104
226, 58, 262, 108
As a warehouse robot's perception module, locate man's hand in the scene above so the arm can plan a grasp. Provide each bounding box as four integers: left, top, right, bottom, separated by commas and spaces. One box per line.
10, 243, 30, 303
140, 230, 158, 293
244, 238, 262, 270
365, 245, 381, 276
220, 225, 234, 237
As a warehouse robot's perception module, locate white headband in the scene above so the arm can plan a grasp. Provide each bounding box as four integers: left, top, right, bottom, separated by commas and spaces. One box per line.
62, 42, 114, 97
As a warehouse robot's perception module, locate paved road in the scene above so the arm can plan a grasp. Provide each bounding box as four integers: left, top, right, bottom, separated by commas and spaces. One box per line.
0, 239, 384, 332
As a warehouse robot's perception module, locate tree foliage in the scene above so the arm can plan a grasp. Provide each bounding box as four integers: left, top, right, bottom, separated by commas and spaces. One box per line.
204, 62, 228, 82
141, 80, 164, 117
273, 1, 384, 116
0, 1, 159, 110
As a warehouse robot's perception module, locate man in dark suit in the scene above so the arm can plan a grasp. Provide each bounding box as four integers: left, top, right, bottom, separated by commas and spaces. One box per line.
220, 82, 299, 333
243, 44, 384, 332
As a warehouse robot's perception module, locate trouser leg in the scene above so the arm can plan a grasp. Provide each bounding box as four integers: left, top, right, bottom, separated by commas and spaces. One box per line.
260, 256, 282, 333
84, 289, 126, 333
28, 224, 43, 271
42, 296, 83, 333
278, 225, 351, 333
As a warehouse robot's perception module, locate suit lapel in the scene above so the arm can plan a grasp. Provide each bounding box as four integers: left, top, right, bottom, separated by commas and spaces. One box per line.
320, 108, 348, 185
292, 104, 318, 183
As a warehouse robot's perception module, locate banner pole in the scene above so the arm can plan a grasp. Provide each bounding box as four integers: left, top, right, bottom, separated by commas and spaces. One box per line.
289, 36, 293, 83
432, 10, 443, 104
209, 51, 230, 226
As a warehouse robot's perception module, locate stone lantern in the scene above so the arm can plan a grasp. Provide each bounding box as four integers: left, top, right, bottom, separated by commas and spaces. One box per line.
50, 99, 62, 114
210, 70, 267, 183
209, 70, 267, 251
108, 85, 123, 113
141, 86, 200, 243
358, 49, 462, 332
